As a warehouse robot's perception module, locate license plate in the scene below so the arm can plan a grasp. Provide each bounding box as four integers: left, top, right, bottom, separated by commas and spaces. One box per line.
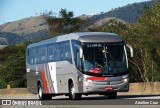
105, 87, 113, 90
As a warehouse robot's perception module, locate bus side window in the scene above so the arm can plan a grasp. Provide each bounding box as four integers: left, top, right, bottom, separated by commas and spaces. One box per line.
41, 45, 47, 63
30, 48, 34, 64
55, 43, 61, 61
60, 42, 64, 60
64, 41, 72, 63
34, 47, 40, 64
48, 44, 55, 62
71, 40, 81, 65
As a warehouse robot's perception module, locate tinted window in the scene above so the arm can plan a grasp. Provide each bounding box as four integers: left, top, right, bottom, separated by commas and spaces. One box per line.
48, 43, 56, 62
55, 43, 61, 61
41, 45, 47, 63
47, 41, 72, 63
63, 41, 72, 63
34, 47, 41, 64
29, 40, 72, 64
72, 40, 81, 64
83, 43, 127, 75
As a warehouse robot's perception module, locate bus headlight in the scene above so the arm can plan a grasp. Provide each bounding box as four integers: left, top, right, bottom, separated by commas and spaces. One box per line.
122, 75, 129, 83
123, 78, 128, 82
85, 78, 93, 83
85, 77, 94, 83
86, 79, 93, 83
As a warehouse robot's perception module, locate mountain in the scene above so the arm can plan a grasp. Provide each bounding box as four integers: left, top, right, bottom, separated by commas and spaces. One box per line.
86, 17, 126, 30
0, 0, 159, 46
0, 32, 20, 45
0, 16, 50, 46
89, 0, 160, 23
0, 30, 49, 46
0, 16, 48, 35
78, 14, 94, 20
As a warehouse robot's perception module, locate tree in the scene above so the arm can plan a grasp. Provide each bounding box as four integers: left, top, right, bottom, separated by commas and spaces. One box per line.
88, 2, 160, 82
59, 8, 74, 19
1, 52, 26, 88
44, 9, 86, 35
0, 41, 30, 88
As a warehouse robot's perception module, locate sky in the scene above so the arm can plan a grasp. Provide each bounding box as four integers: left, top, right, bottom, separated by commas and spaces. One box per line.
0, 0, 150, 25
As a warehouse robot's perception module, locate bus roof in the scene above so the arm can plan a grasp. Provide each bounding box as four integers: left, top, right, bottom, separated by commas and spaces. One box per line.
27, 32, 123, 48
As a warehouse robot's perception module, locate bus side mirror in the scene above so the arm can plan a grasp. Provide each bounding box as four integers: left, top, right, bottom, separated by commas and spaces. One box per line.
126, 44, 133, 57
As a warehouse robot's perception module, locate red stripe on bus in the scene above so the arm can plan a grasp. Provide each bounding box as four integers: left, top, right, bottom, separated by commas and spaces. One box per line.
87, 77, 108, 81
41, 68, 49, 93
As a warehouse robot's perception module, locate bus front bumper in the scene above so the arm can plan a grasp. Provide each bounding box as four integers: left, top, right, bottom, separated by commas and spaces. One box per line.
83, 80, 129, 94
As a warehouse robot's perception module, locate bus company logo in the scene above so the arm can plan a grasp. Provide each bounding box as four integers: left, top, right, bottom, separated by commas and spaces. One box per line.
106, 81, 110, 85
2, 100, 11, 105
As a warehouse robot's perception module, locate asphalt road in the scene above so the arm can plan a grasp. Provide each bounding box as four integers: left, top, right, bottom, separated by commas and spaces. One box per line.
0, 94, 160, 99
0, 95, 160, 108
0, 94, 160, 105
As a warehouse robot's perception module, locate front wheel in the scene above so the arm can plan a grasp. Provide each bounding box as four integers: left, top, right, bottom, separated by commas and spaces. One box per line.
108, 92, 117, 99
38, 84, 52, 100
69, 83, 82, 100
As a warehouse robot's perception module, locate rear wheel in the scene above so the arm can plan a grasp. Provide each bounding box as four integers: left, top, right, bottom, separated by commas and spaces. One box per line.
108, 92, 117, 99
38, 84, 52, 100
69, 83, 82, 100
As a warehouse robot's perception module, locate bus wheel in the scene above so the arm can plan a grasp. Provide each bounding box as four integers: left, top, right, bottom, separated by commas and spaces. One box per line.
108, 92, 117, 99
38, 84, 52, 100
69, 83, 81, 100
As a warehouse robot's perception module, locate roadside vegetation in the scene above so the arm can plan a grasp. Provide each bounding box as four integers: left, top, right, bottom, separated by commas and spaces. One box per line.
0, 41, 31, 88
89, 3, 160, 82
0, 3, 160, 88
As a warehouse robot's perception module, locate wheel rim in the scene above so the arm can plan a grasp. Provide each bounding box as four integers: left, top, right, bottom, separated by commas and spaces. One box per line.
71, 84, 75, 99
39, 86, 42, 98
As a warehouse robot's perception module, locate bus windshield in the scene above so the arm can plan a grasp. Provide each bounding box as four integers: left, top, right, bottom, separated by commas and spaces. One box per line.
82, 43, 127, 76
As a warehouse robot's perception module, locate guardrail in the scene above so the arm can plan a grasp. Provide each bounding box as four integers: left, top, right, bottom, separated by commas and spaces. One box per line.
118, 82, 160, 95
0, 88, 32, 96
0, 82, 159, 96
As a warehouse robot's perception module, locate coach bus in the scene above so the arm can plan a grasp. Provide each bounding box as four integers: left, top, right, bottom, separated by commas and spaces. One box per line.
26, 32, 133, 100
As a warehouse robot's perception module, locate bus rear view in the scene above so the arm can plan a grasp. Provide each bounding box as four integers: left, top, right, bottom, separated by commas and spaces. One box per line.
26, 32, 133, 100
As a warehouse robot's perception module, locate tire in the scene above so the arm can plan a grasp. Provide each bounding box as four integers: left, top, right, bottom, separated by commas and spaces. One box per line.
69, 83, 82, 100
108, 92, 117, 99
38, 84, 52, 100
44, 94, 52, 100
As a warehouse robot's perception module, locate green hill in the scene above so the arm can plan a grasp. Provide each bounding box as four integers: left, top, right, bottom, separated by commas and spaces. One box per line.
0, 16, 50, 45
0, 0, 159, 45
89, 0, 160, 23
0, 16, 48, 35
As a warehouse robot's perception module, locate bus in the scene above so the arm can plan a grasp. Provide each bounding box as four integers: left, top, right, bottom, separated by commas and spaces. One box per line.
26, 32, 133, 100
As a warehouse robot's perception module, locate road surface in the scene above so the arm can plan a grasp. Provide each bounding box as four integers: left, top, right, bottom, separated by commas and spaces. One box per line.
0, 95, 160, 108
0, 94, 160, 104
0, 94, 160, 100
